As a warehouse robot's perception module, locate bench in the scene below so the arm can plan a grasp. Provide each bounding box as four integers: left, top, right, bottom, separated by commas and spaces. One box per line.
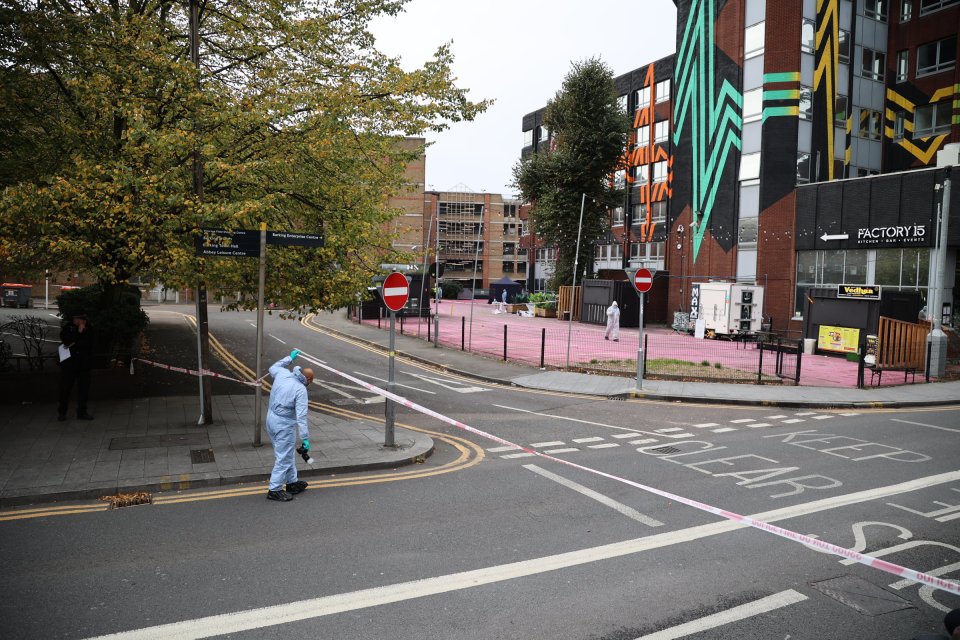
867, 364, 918, 386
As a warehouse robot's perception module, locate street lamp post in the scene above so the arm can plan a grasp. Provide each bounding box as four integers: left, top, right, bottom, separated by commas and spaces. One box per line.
927, 167, 952, 376
565, 194, 588, 369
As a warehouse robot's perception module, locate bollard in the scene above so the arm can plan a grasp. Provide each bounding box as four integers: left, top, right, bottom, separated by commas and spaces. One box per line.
503, 324, 508, 361
427, 314, 431, 342
400, 314, 404, 335
461, 317, 466, 351
794, 339, 802, 385
757, 341, 764, 384
540, 327, 546, 368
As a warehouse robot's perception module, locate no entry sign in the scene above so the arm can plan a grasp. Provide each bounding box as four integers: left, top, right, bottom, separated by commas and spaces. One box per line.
382, 272, 410, 312
633, 268, 653, 294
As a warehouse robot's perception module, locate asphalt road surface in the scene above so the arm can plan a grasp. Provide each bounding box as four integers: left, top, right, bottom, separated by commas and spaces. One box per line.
1, 308, 958, 639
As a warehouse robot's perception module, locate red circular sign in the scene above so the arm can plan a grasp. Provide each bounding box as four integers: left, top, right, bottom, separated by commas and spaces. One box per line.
633, 268, 653, 294
382, 272, 410, 312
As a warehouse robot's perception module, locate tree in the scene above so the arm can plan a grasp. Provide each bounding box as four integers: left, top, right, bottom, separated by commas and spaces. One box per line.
512, 58, 627, 290
0, 0, 488, 314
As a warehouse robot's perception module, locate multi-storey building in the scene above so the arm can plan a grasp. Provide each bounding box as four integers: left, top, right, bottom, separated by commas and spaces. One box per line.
422, 190, 527, 291
520, 0, 959, 334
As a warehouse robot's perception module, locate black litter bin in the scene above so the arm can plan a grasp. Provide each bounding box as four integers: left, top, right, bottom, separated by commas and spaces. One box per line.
2, 284, 32, 308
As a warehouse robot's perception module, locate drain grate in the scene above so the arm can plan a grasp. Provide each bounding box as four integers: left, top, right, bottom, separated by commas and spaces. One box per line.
190, 448, 215, 464
649, 446, 680, 454
811, 575, 913, 616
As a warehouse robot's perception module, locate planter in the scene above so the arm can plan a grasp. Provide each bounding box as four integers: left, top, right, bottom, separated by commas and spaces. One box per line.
535, 307, 557, 318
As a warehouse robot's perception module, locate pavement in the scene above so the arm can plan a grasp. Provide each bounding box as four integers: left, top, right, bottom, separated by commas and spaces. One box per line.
2, 306, 958, 508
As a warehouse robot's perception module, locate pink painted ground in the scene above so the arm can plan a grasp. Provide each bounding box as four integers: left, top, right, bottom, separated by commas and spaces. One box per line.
360, 300, 923, 388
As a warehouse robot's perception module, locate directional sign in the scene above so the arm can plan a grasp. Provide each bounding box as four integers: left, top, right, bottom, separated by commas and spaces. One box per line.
633, 268, 654, 294
267, 231, 324, 247
820, 232, 849, 242
195, 229, 260, 257
382, 272, 410, 312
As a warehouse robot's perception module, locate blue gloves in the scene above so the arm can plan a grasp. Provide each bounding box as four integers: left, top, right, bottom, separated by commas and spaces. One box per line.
302, 438, 310, 452
290, 349, 301, 361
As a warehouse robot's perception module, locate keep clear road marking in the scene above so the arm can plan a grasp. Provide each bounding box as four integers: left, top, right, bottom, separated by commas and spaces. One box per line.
524, 464, 663, 527
86, 469, 960, 640
891, 418, 960, 435
352, 371, 436, 394
633, 590, 808, 640
403, 372, 488, 394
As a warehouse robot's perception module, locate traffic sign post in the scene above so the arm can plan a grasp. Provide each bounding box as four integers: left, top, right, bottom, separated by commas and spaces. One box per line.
628, 268, 655, 390
381, 272, 409, 447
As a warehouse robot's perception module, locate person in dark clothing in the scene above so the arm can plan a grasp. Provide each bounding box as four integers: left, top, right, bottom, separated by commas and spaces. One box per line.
58, 314, 94, 421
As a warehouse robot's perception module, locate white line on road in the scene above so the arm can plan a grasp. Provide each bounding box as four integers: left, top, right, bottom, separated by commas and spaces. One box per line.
729, 419, 755, 424
746, 423, 772, 429
692, 423, 719, 428
353, 372, 435, 394
500, 452, 535, 459
812, 415, 834, 420
543, 448, 579, 454
487, 446, 521, 453
766, 415, 787, 420
795, 412, 816, 416
573, 437, 605, 443
524, 464, 663, 527
891, 418, 960, 434
632, 590, 808, 639
657, 427, 685, 433
492, 404, 639, 432
711, 428, 737, 433
782, 419, 805, 424
587, 443, 620, 449
629, 439, 658, 445
612, 433, 643, 439
530, 441, 565, 448
84, 470, 960, 640
268, 334, 286, 344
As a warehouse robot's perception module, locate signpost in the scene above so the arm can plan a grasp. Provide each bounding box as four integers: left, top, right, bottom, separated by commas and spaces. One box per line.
382, 272, 409, 447
630, 268, 654, 390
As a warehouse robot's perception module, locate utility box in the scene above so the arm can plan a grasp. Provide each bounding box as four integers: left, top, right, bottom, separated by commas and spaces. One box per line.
690, 282, 764, 336
2, 283, 32, 308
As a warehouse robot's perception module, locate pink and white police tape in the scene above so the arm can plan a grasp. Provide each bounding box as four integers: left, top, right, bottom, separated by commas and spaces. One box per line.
295, 351, 960, 597
130, 358, 266, 387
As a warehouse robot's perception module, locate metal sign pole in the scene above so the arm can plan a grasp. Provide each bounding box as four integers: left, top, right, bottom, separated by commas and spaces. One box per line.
253, 222, 266, 446
637, 291, 645, 390
385, 311, 397, 447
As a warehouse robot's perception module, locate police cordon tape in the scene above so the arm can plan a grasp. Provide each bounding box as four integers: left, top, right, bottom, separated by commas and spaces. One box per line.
295, 350, 960, 597
130, 358, 266, 387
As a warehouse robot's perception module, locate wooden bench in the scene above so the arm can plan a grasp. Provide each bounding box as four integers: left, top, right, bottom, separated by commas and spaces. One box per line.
868, 364, 918, 386
867, 316, 928, 386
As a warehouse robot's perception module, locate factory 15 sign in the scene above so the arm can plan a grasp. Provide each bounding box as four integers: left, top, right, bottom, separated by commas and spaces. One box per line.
856, 224, 927, 245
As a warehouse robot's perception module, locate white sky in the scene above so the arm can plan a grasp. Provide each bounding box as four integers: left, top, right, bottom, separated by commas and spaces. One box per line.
370, 0, 678, 198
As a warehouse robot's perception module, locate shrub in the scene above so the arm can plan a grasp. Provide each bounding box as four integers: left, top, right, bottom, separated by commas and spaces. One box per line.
439, 281, 463, 300
529, 292, 557, 311
57, 284, 149, 366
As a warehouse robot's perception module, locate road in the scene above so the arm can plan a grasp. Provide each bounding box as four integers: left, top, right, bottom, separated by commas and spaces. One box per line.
1, 309, 958, 639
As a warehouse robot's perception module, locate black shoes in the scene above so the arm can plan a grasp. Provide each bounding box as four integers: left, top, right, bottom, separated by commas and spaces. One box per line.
266, 490, 294, 502
77, 413, 94, 420
286, 480, 308, 495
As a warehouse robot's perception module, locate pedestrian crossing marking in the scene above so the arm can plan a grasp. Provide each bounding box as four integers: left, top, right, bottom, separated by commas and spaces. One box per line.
530, 441, 565, 448
782, 418, 805, 424
629, 439, 658, 445
573, 437, 605, 443
693, 423, 719, 428
657, 427, 685, 433
487, 446, 521, 453
795, 412, 816, 416
712, 428, 736, 433
501, 452, 534, 459
544, 448, 579, 455
730, 418, 755, 424
612, 433, 642, 439
587, 443, 619, 449
747, 423, 772, 428
766, 415, 787, 419
812, 415, 834, 420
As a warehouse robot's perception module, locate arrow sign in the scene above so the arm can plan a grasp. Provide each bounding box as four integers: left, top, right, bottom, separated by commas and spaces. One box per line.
633, 268, 654, 294
382, 272, 410, 312
820, 232, 849, 242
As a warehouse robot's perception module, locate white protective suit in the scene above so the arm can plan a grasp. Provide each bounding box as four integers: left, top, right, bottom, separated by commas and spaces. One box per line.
266, 356, 311, 491
605, 301, 620, 341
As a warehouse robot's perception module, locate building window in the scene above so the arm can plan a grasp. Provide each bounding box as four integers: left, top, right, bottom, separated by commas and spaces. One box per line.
858, 109, 882, 139
650, 201, 667, 223
917, 36, 957, 76
739, 152, 761, 181
614, 169, 626, 189
864, 0, 887, 20
653, 160, 668, 183
901, 0, 913, 20
914, 101, 952, 137
655, 79, 671, 103
801, 19, 814, 53
896, 50, 910, 82
835, 95, 849, 123
502, 261, 514, 272
797, 152, 811, 184
654, 120, 669, 143
799, 86, 813, 120
523, 129, 533, 147
743, 87, 762, 122
920, 0, 960, 16
538, 126, 549, 142
738, 217, 759, 247
893, 111, 906, 140
618, 94, 628, 111
635, 86, 650, 109
633, 164, 649, 184
838, 29, 851, 63
635, 126, 649, 148
862, 48, 886, 81
631, 203, 647, 225
611, 207, 625, 226
745, 21, 765, 58
503, 243, 515, 255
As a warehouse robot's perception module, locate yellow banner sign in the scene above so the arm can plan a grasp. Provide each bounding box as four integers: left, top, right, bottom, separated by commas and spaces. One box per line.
817, 325, 861, 354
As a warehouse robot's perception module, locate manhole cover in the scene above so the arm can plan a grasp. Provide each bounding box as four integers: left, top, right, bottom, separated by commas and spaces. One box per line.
811, 575, 913, 616
649, 446, 681, 454
190, 449, 215, 464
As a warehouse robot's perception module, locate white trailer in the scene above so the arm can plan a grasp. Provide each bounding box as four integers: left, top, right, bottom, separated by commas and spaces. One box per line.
689, 282, 765, 336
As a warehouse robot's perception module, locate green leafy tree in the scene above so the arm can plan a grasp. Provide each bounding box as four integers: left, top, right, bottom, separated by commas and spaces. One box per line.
0, 0, 488, 315
512, 58, 627, 290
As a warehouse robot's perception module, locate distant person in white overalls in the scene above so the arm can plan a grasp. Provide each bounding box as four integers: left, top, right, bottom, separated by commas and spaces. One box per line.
605, 301, 620, 341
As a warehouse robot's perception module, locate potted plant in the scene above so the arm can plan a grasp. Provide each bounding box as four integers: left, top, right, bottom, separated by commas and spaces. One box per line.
529, 292, 557, 317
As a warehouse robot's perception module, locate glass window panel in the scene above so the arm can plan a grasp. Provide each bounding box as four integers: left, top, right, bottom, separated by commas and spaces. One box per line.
835, 95, 849, 123
636, 126, 649, 148
897, 50, 909, 82
738, 217, 759, 245
901, 248, 920, 286
843, 250, 868, 283
801, 19, 815, 52
796, 251, 818, 283
635, 86, 650, 109
743, 88, 763, 120
875, 250, 902, 285
745, 21, 765, 56
822, 250, 845, 283
901, 0, 913, 20
655, 79, 671, 103
739, 152, 761, 181
838, 29, 851, 62
799, 86, 813, 119
918, 248, 930, 285
797, 152, 811, 184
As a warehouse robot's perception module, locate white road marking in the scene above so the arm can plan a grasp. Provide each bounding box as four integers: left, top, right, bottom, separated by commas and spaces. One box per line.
587, 443, 620, 449
747, 423, 772, 428
353, 372, 435, 394
312, 381, 385, 404
269, 334, 286, 344
782, 419, 805, 424
629, 439, 658, 445
711, 428, 736, 433
657, 427, 685, 433
85, 470, 960, 640
492, 404, 639, 432
766, 415, 787, 419
795, 412, 816, 416
632, 590, 808, 639
812, 415, 834, 420
573, 437, 605, 443
500, 452, 534, 459
693, 423, 719, 428
891, 418, 960, 435
839, 413, 860, 416
530, 441, 565, 448
248, 322, 257, 328
524, 464, 663, 527
487, 446, 521, 453
543, 448, 579, 454
613, 433, 642, 439
730, 419, 755, 424
405, 372, 487, 394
